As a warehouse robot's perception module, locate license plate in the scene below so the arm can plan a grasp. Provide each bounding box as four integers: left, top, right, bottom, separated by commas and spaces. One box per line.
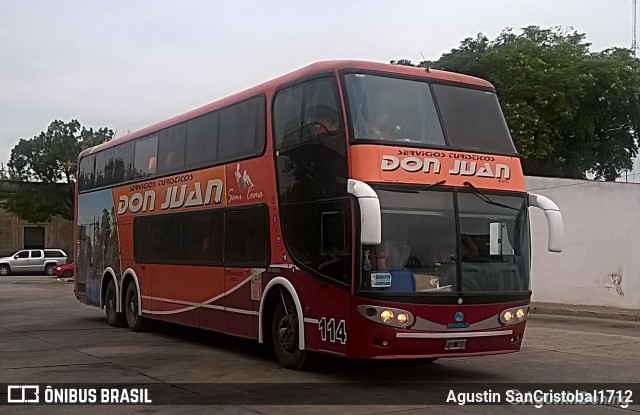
445, 339, 467, 350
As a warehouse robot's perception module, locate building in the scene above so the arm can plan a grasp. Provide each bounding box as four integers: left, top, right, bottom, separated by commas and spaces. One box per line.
0, 180, 73, 257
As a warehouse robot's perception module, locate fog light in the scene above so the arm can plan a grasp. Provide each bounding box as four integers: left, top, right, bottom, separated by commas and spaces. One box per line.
516, 308, 526, 320
380, 309, 394, 323
397, 312, 409, 326
365, 307, 377, 317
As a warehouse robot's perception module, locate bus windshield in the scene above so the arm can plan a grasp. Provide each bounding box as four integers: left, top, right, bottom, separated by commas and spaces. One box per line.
344, 73, 516, 154
360, 189, 530, 295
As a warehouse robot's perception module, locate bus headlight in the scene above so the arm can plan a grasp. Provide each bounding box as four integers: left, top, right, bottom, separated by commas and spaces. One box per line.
380, 309, 394, 323
502, 310, 514, 323
357, 305, 415, 328
500, 306, 529, 325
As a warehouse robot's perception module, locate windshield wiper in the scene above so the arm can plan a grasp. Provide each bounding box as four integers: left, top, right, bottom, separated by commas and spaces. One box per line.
375, 180, 446, 194
462, 181, 520, 211
419, 179, 447, 191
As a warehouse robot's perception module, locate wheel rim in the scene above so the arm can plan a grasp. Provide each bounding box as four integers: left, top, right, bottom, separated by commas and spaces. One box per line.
278, 312, 298, 352
128, 290, 138, 322
108, 292, 115, 312
0, 267, 7, 276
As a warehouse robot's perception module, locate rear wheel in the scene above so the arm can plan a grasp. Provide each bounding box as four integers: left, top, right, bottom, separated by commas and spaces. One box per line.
271, 295, 308, 370
125, 282, 145, 331
62, 270, 73, 278
0, 265, 10, 276
44, 264, 55, 276
105, 279, 126, 327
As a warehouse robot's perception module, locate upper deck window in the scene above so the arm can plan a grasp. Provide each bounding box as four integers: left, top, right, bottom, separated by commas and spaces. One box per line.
133, 134, 158, 179
344, 74, 445, 146
344, 73, 517, 155
78, 94, 265, 193
432, 84, 516, 154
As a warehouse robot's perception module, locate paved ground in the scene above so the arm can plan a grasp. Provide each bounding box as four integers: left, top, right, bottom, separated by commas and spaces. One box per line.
531, 302, 640, 322
0, 276, 638, 414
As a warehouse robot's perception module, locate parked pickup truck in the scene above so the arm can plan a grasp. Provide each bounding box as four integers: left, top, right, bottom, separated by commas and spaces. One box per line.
0, 249, 68, 276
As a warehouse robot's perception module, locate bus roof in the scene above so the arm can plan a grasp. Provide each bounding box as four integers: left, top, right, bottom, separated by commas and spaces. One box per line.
83, 60, 494, 156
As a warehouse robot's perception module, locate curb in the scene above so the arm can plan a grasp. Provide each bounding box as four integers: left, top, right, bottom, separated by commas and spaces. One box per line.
530, 302, 640, 322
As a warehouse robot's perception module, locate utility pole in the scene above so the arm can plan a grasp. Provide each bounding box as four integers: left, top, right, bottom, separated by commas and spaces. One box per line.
634, 0, 639, 56
628, 0, 638, 182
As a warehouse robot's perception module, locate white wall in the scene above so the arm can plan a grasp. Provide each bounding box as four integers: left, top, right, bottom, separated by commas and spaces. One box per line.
527, 176, 640, 309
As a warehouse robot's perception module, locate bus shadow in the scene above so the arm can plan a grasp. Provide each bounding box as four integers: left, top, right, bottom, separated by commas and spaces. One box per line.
144, 319, 266, 358
142, 319, 502, 382
309, 353, 504, 382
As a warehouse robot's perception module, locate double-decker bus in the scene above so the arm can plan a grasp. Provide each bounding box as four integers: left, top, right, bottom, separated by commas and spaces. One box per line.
75, 60, 563, 370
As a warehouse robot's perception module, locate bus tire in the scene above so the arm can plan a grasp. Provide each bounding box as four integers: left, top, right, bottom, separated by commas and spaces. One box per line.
125, 282, 145, 332
271, 295, 308, 370
105, 279, 126, 327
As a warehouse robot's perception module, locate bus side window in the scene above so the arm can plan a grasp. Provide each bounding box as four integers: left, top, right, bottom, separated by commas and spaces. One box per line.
134, 134, 158, 178
164, 152, 179, 170
219, 96, 265, 161
157, 124, 186, 174
148, 157, 157, 174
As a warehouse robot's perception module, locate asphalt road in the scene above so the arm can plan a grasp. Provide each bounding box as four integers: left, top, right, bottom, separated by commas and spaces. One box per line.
0, 275, 638, 414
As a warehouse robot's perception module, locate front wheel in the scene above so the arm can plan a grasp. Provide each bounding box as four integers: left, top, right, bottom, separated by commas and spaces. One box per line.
0, 265, 10, 276
271, 297, 308, 370
125, 282, 145, 332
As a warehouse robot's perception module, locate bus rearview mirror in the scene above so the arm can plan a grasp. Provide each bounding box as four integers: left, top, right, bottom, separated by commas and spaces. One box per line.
347, 179, 381, 245
528, 193, 563, 253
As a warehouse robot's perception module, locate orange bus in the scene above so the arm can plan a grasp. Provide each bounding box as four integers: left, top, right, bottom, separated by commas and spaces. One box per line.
75, 61, 563, 369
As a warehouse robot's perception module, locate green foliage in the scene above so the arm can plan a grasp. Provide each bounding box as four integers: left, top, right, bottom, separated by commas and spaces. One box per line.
6, 120, 113, 222
4, 183, 73, 223
396, 26, 640, 180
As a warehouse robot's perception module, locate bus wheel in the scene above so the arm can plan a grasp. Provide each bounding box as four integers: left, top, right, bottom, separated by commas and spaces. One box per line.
271, 296, 308, 370
105, 279, 126, 327
125, 282, 145, 332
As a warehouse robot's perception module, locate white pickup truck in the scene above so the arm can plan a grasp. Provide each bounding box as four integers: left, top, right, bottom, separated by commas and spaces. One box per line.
0, 249, 68, 276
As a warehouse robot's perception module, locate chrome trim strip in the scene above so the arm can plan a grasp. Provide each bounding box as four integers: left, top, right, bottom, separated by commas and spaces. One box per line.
396, 330, 513, 339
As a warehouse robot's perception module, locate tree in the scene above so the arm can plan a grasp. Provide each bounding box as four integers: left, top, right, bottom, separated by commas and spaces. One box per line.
6, 120, 113, 221
395, 26, 640, 180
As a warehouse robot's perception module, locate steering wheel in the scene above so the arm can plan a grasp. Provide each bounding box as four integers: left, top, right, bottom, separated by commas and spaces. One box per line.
305, 120, 332, 135
306, 105, 339, 135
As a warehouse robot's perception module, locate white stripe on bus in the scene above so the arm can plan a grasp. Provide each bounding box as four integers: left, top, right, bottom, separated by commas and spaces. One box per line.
141, 300, 258, 316
140, 275, 253, 315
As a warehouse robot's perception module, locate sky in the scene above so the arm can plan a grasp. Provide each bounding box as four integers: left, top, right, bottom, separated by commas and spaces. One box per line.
0, 0, 635, 166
